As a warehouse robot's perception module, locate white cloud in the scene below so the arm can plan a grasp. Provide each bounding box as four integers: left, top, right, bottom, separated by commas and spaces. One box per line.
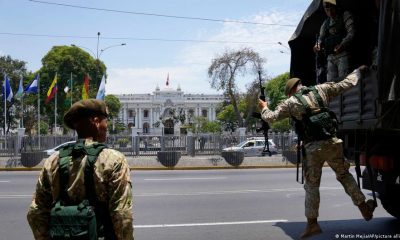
107, 10, 301, 94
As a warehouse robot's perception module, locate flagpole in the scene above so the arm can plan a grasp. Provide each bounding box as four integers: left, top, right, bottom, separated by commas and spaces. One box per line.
70, 72, 73, 107
54, 73, 57, 134
3, 74, 6, 151
38, 73, 41, 150
21, 94, 24, 128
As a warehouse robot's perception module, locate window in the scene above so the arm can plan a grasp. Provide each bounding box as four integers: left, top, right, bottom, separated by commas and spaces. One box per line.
129, 110, 134, 118
202, 109, 208, 118
144, 109, 149, 118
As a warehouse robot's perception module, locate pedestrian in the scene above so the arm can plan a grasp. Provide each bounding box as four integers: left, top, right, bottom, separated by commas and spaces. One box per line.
27, 99, 134, 240
258, 66, 375, 239
314, 0, 355, 82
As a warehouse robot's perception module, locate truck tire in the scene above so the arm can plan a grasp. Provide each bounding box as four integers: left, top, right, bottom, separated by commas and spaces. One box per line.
376, 171, 400, 219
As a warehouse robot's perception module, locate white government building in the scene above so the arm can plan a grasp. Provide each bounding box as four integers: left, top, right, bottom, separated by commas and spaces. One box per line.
116, 84, 225, 135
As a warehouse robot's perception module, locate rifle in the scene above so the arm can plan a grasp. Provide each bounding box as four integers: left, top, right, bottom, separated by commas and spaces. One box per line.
315, 33, 327, 84
252, 71, 271, 157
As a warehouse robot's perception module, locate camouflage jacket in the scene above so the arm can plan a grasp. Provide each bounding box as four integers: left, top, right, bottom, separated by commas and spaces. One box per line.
261, 68, 362, 124
27, 139, 134, 240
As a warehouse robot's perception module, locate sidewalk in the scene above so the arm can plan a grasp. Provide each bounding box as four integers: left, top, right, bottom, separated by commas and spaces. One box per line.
0, 154, 295, 171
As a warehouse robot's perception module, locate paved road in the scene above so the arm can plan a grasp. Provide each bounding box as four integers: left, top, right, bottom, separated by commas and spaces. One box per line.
0, 169, 399, 240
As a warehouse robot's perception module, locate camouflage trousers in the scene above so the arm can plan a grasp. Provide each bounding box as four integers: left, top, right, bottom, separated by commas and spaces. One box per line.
303, 137, 365, 219
327, 51, 350, 82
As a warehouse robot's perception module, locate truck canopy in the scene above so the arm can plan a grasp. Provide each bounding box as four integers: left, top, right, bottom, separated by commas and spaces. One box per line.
289, 0, 400, 129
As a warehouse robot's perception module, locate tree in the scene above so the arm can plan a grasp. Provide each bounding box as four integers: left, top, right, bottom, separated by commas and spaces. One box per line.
0, 55, 30, 133
208, 47, 265, 127
104, 95, 121, 119
265, 72, 292, 132
265, 72, 289, 110
188, 117, 221, 133
39, 46, 106, 131
105, 94, 122, 134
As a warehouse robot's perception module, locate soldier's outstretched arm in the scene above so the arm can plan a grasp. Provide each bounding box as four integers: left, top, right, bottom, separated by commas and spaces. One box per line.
106, 150, 134, 240
320, 65, 368, 98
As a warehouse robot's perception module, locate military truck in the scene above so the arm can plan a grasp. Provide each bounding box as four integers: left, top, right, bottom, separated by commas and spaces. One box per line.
289, 0, 400, 218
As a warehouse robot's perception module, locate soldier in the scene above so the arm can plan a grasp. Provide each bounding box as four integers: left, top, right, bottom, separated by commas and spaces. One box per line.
27, 99, 134, 240
258, 66, 375, 239
314, 0, 355, 82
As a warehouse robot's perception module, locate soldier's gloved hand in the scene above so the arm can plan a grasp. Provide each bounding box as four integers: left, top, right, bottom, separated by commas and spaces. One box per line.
334, 44, 344, 54
358, 65, 369, 78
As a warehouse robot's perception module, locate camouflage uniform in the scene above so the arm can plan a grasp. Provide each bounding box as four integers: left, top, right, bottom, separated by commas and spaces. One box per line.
27, 139, 134, 240
318, 11, 355, 82
261, 68, 366, 219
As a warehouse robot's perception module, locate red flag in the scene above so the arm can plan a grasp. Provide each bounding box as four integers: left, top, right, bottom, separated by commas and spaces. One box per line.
82, 74, 90, 99
166, 73, 169, 86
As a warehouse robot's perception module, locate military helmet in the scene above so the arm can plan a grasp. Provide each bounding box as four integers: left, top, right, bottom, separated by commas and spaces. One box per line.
285, 78, 301, 96
64, 99, 108, 129
323, 0, 336, 5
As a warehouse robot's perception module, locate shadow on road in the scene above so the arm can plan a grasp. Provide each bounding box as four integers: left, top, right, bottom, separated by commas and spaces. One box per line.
274, 217, 400, 239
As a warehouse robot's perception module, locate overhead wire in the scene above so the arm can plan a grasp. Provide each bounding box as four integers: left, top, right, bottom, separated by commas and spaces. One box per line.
28, 0, 296, 27
0, 32, 277, 45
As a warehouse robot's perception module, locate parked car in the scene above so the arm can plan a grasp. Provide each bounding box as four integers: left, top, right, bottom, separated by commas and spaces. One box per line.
222, 137, 277, 157
44, 141, 76, 156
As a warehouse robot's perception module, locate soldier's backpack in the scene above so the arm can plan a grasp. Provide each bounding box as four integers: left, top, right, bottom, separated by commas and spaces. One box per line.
293, 86, 338, 143
49, 140, 113, 240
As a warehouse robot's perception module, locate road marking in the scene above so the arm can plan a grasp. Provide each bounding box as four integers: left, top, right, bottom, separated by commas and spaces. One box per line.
135, 219, 288, 228
0, 194, 32, 199
144, 177, 226, 181
137, 186, 342, 197
0, 180, 10, 183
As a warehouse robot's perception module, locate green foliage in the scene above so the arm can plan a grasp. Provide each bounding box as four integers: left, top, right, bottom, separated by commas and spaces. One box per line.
104, 95, 121, 119
117, 138, 129, 145
217, 98, 257, 132
264, 72, 292, 132
39, 46, 107, 129
109, 121, 126, 134
188, 117, 221, 133
265, 72, 289, 110
0, 55, 30, 133
33, 120, 49, 135
271, 118, 291, 132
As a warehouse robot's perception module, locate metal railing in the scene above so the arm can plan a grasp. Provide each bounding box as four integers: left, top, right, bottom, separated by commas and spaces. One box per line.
0, 131, 297, 158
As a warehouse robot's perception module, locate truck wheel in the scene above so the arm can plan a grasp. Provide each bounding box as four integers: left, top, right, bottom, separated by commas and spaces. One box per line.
376, 171, 400, 219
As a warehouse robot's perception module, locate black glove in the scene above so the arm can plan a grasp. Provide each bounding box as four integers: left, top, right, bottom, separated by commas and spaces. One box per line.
358, 65, 369, 78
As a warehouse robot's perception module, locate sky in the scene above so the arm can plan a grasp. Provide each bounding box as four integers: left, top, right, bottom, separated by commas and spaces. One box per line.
0, 0, 311, 95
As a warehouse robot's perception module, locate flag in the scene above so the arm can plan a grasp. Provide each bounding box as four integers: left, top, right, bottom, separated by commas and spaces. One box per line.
2, 74, 14, 102
24, 74, 39, 94
45, 73, 58, 104
64, 79, 71, 93
82, 74, 90, 99
166, 73, 169, 86
96, 75, 106, 100
15, 77, 24, 99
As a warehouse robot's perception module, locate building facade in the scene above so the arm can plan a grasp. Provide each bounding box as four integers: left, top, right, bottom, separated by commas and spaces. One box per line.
116, 85, 224, 135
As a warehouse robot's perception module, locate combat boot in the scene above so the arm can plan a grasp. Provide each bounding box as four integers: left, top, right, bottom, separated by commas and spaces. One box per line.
358, 199, 376, 221
300, 218, 322, 239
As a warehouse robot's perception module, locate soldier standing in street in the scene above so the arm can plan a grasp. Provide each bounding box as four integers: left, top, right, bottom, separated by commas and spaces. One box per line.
27, 99, 134, 239
258, 66, 375, 239
314, 0, 355, 82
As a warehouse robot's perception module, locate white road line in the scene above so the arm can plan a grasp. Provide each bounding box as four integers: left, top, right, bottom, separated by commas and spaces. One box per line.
0, 180, 10, 183
0, 195, 32, 199
135, 219, 288, 228
144, 177, 226, 181
137, 187, 342, 197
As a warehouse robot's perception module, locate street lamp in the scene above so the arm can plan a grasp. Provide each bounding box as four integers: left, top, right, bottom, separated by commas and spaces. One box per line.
71, 44, 96, 58
99, 43, 127, 58
278, 41, 290, 50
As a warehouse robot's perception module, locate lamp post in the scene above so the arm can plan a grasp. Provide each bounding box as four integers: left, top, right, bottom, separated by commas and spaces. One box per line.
99, 43, 127, 58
